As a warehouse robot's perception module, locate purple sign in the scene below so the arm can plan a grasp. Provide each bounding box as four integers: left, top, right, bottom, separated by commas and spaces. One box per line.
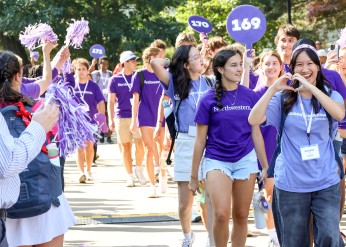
89, 44, 105, 59
188, 15, 213, 34
226, 5, 266, 49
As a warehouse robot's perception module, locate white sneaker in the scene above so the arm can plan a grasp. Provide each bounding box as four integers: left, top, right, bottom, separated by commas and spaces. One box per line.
154, 166, 160, 182
268, 238, 280, 247
181, 232, 195, 247
126, 175, 135, 187
86, 172, 94, 181
159, 175, 168, 193
191, 207, 201, 222
148, 185, 158, 198
135, 166, 147, 185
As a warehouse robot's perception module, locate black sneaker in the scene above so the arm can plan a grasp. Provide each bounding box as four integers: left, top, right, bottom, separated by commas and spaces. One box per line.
107, 137, 114, 144
100, 137, 105, 143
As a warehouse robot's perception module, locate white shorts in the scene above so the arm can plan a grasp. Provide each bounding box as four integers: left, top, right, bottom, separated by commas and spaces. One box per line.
174, 133, 202, 182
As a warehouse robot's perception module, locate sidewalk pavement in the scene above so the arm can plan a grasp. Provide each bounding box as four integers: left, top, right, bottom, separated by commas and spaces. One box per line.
63, 138, 346, 247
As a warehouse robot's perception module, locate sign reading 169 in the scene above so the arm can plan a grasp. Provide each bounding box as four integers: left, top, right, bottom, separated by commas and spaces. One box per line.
92, 48, 103, 54
231, 17, 261, 31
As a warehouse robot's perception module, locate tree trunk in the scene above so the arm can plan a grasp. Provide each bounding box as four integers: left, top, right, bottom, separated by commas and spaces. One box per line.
0, 31, 29, 65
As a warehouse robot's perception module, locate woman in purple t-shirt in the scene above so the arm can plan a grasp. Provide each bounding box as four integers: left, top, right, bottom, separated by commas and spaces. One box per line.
130, 47, 166, 197
72, 58, 105, 183
189, 48, 269, 246
253, 50, 283, 246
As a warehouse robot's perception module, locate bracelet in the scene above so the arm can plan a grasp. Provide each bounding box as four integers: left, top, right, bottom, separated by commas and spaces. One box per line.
164, 58, 170, 67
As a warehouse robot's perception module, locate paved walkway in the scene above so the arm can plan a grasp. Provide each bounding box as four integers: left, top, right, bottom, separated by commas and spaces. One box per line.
63, 138, 346, 247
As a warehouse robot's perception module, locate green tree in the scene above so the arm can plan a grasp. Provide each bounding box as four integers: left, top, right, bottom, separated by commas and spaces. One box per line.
0, 0, 182, 67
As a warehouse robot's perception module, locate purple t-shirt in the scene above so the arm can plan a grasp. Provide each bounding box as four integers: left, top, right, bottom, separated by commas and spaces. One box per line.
161, 73, 211, 133
130, 69, 163, 127
74, 80, 104, 124
195, 85, 259, 162
264, 91, 342, 192
108, 72, 133, 119
20, 83, 40, 99
254, 84, 277, 168
249, 71, 259, 89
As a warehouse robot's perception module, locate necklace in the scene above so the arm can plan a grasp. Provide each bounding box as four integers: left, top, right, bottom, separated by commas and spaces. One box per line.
224, 89, 238, 106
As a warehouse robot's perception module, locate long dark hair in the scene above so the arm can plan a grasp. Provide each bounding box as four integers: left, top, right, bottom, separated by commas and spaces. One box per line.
0, 51, 24, 103
213, 48, 243, 109
283, 48, 331, 114
169, 45, 193, 100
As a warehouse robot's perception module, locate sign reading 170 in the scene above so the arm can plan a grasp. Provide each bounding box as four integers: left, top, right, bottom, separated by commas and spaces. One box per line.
188, 15, 213, 33
226, 5, 267, 49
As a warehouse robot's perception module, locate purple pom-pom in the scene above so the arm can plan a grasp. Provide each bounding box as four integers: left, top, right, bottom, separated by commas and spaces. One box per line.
94, 113, 109, 133
19, 23, 58, 51
336, 28, 346, 49
65, 18, 90, 49
45, 80, 97, 157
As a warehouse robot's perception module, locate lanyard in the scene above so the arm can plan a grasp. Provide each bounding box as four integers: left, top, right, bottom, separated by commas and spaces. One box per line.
298, 93, 314, 145
191, 75, 202, 106
77, 80, 89, 100
121, 70, 131, 90
99, 71, 109, 87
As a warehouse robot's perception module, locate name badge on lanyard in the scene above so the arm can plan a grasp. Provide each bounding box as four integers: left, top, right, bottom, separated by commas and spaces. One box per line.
298, 93, 319, 161
300, 144, 320, 161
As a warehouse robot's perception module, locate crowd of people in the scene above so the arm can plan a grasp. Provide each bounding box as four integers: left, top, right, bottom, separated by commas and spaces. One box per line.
0, 17, 345, 247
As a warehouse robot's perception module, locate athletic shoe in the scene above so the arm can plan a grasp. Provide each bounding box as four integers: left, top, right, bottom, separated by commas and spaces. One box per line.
191, 207, 202, 222
79, 174, 86, 183
181, 232, 195, 247
148, 185, 158, 198
135, 166, 147, 185
154, 166, 160, 182
126, 175, 135, 187
92, 162, 97, 167
107, 137, 114, 144
268, 239, 280, 247
86, 172, 94, 181
159, 175, 168, 193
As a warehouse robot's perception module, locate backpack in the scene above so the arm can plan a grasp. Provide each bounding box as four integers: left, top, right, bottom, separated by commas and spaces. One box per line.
267, 93, 344, 179
1, 103, 62, 219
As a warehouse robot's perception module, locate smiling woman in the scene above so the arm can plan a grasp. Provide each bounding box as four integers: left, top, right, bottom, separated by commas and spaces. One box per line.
248, 44, 345, 247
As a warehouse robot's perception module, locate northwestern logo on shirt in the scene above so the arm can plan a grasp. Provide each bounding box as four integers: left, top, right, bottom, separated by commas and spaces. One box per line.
288, 112, 327, 121
118, 83, 130, 87
213, 105, 252, 112
144, 80, 160, 85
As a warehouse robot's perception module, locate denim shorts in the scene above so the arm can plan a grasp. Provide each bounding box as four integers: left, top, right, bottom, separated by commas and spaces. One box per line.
203, 149, 259, 181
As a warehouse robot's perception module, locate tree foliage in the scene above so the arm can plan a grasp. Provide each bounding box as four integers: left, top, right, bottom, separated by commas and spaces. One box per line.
0, 0, 344, 66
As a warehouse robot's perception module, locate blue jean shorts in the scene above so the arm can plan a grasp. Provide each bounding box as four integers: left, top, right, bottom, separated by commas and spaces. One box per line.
203, 149, 259, 181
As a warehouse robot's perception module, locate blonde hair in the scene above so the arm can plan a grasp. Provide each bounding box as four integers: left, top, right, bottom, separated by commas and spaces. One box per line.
150, 39, 166, 50
175, 32, 197, 48
142, 47, 161, 65
72, 58, 90, 70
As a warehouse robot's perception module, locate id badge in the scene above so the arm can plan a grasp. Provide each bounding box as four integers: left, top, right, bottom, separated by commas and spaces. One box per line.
300, 144, 320, 161
188, 125, 196, 137
81, 104, 90, 112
